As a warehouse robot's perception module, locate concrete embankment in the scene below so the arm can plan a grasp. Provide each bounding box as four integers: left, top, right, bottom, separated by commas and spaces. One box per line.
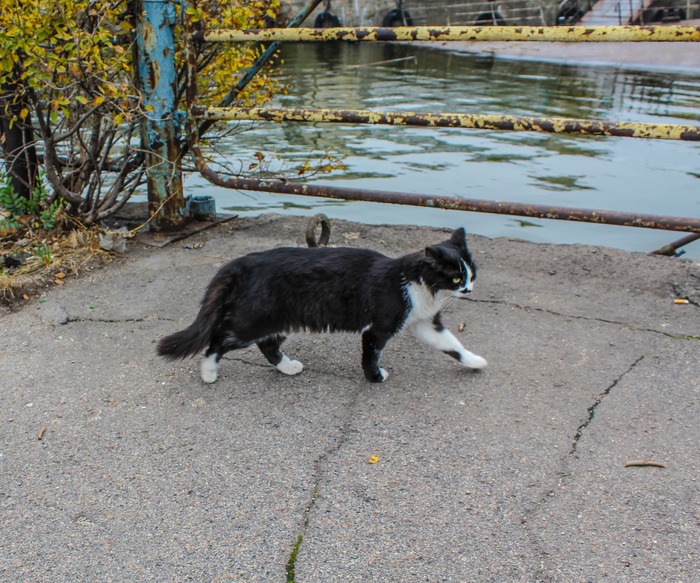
1, 215, 698, 581
422, 36, 700, 73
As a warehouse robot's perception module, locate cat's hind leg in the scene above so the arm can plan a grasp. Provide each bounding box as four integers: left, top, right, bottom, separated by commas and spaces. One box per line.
361, 328, 392, 383
410, 316, 487, 369
201, 334, 252, 383
257, 335, 303, 376
200, 352, 220, 384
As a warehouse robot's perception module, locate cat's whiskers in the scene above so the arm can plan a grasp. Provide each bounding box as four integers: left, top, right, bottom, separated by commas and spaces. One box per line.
440, 295, 460, 313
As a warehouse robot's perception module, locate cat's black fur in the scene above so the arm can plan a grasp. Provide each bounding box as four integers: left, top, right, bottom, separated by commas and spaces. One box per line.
157, 227, 486, 383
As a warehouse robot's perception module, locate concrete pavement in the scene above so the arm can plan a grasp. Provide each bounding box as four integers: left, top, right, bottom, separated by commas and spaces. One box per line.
1, 215, 698, 581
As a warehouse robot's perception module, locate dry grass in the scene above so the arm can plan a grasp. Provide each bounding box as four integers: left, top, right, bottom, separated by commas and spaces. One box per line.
1, 225, 114, 306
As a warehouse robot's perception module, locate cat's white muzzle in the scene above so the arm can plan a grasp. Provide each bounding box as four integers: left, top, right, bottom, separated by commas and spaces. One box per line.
458, 281, 473, 295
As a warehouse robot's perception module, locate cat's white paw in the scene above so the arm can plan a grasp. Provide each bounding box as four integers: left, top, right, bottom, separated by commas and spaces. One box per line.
277, 355, 304, 376
462, 353, 488, 369
379, 368, 389, 381
200, 354, 219, 383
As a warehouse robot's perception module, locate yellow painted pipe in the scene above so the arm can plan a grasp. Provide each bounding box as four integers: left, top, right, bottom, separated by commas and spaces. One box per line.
193, 106, 700, 141
196, 25, 700, 43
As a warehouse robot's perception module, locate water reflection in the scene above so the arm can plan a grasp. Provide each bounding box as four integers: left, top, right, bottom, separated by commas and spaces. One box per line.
193, 43, 700, 256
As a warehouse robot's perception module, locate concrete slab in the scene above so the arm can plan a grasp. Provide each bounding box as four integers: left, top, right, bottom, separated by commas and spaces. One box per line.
1, 215, 698, 581
422, 39, 700, 73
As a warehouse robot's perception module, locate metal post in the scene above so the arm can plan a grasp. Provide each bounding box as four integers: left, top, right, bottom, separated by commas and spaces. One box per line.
133, 0, 185, 230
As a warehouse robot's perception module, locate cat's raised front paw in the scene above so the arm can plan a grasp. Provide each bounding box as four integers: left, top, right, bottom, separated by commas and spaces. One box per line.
277, 355, 304, 376
462, 353, 488, 369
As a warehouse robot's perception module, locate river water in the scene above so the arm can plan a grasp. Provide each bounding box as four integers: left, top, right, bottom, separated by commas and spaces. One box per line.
188, 43, 700, 257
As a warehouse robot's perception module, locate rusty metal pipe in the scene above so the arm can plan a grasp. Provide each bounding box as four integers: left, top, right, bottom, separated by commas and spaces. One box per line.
194, 25, 700, 44
189, 144, 700, 233
192, 106, 700, 142
651, 233, 700, 255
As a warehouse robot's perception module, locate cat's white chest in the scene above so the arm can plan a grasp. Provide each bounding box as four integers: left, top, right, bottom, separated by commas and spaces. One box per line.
402, 280, 451, 329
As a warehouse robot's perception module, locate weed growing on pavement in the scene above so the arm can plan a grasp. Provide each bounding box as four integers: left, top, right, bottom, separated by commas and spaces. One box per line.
34, 242, 54, 266
286, 534, 303, 583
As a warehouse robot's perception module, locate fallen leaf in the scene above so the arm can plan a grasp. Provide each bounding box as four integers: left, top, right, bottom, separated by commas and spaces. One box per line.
38, 427, 46, 441
368, 455, 380, 464
55, 272, 66, 279
458, 322, 465, 333
55, 279, 65, 285
23, 294, 30, 301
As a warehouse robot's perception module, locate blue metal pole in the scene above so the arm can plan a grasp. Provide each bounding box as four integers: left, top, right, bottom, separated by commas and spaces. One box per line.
134, 0, 185, 230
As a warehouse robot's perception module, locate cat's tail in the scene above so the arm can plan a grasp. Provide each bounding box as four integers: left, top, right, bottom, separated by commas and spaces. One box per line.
156, 273, 230, 360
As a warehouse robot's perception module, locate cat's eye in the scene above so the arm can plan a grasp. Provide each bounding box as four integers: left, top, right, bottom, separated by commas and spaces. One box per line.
452, 277, 462, 284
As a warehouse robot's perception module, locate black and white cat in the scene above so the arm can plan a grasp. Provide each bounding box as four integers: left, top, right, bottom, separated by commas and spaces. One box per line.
157, 227, 487, 383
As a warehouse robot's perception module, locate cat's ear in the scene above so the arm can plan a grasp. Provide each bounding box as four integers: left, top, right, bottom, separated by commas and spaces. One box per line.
425, 244, 446, 263
451, 227, 467, 246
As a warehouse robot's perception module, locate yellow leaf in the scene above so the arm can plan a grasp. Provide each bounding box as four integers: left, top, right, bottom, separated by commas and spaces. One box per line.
19, 108, 29, 120
368, 455, 380, 465
93, 95, 105, 106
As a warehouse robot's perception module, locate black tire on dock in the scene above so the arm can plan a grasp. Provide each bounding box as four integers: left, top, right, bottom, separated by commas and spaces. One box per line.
382, 9, 414, 27
314, 11, 341, 28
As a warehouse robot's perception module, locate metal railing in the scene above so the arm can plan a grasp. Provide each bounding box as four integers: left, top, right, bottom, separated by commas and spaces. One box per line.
194, 24, 700, 43
192, 106, 700, 142
185, 1, 700, 252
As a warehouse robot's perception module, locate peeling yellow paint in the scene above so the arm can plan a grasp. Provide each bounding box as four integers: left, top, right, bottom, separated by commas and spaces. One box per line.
199, 25, 700, 44
195, 106, 700, 142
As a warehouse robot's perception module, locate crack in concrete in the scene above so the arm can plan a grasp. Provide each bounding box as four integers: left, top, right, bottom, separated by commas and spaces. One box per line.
63, 316, 173, 325
521, 354, 645, 579
284, 384, 364, 582
467, 297, 696, 340
569, 355, 644, 455
217, 355, 364, 580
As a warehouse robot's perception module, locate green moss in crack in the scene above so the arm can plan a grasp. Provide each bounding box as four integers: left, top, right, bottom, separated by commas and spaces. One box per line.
286, 534, 303, 582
